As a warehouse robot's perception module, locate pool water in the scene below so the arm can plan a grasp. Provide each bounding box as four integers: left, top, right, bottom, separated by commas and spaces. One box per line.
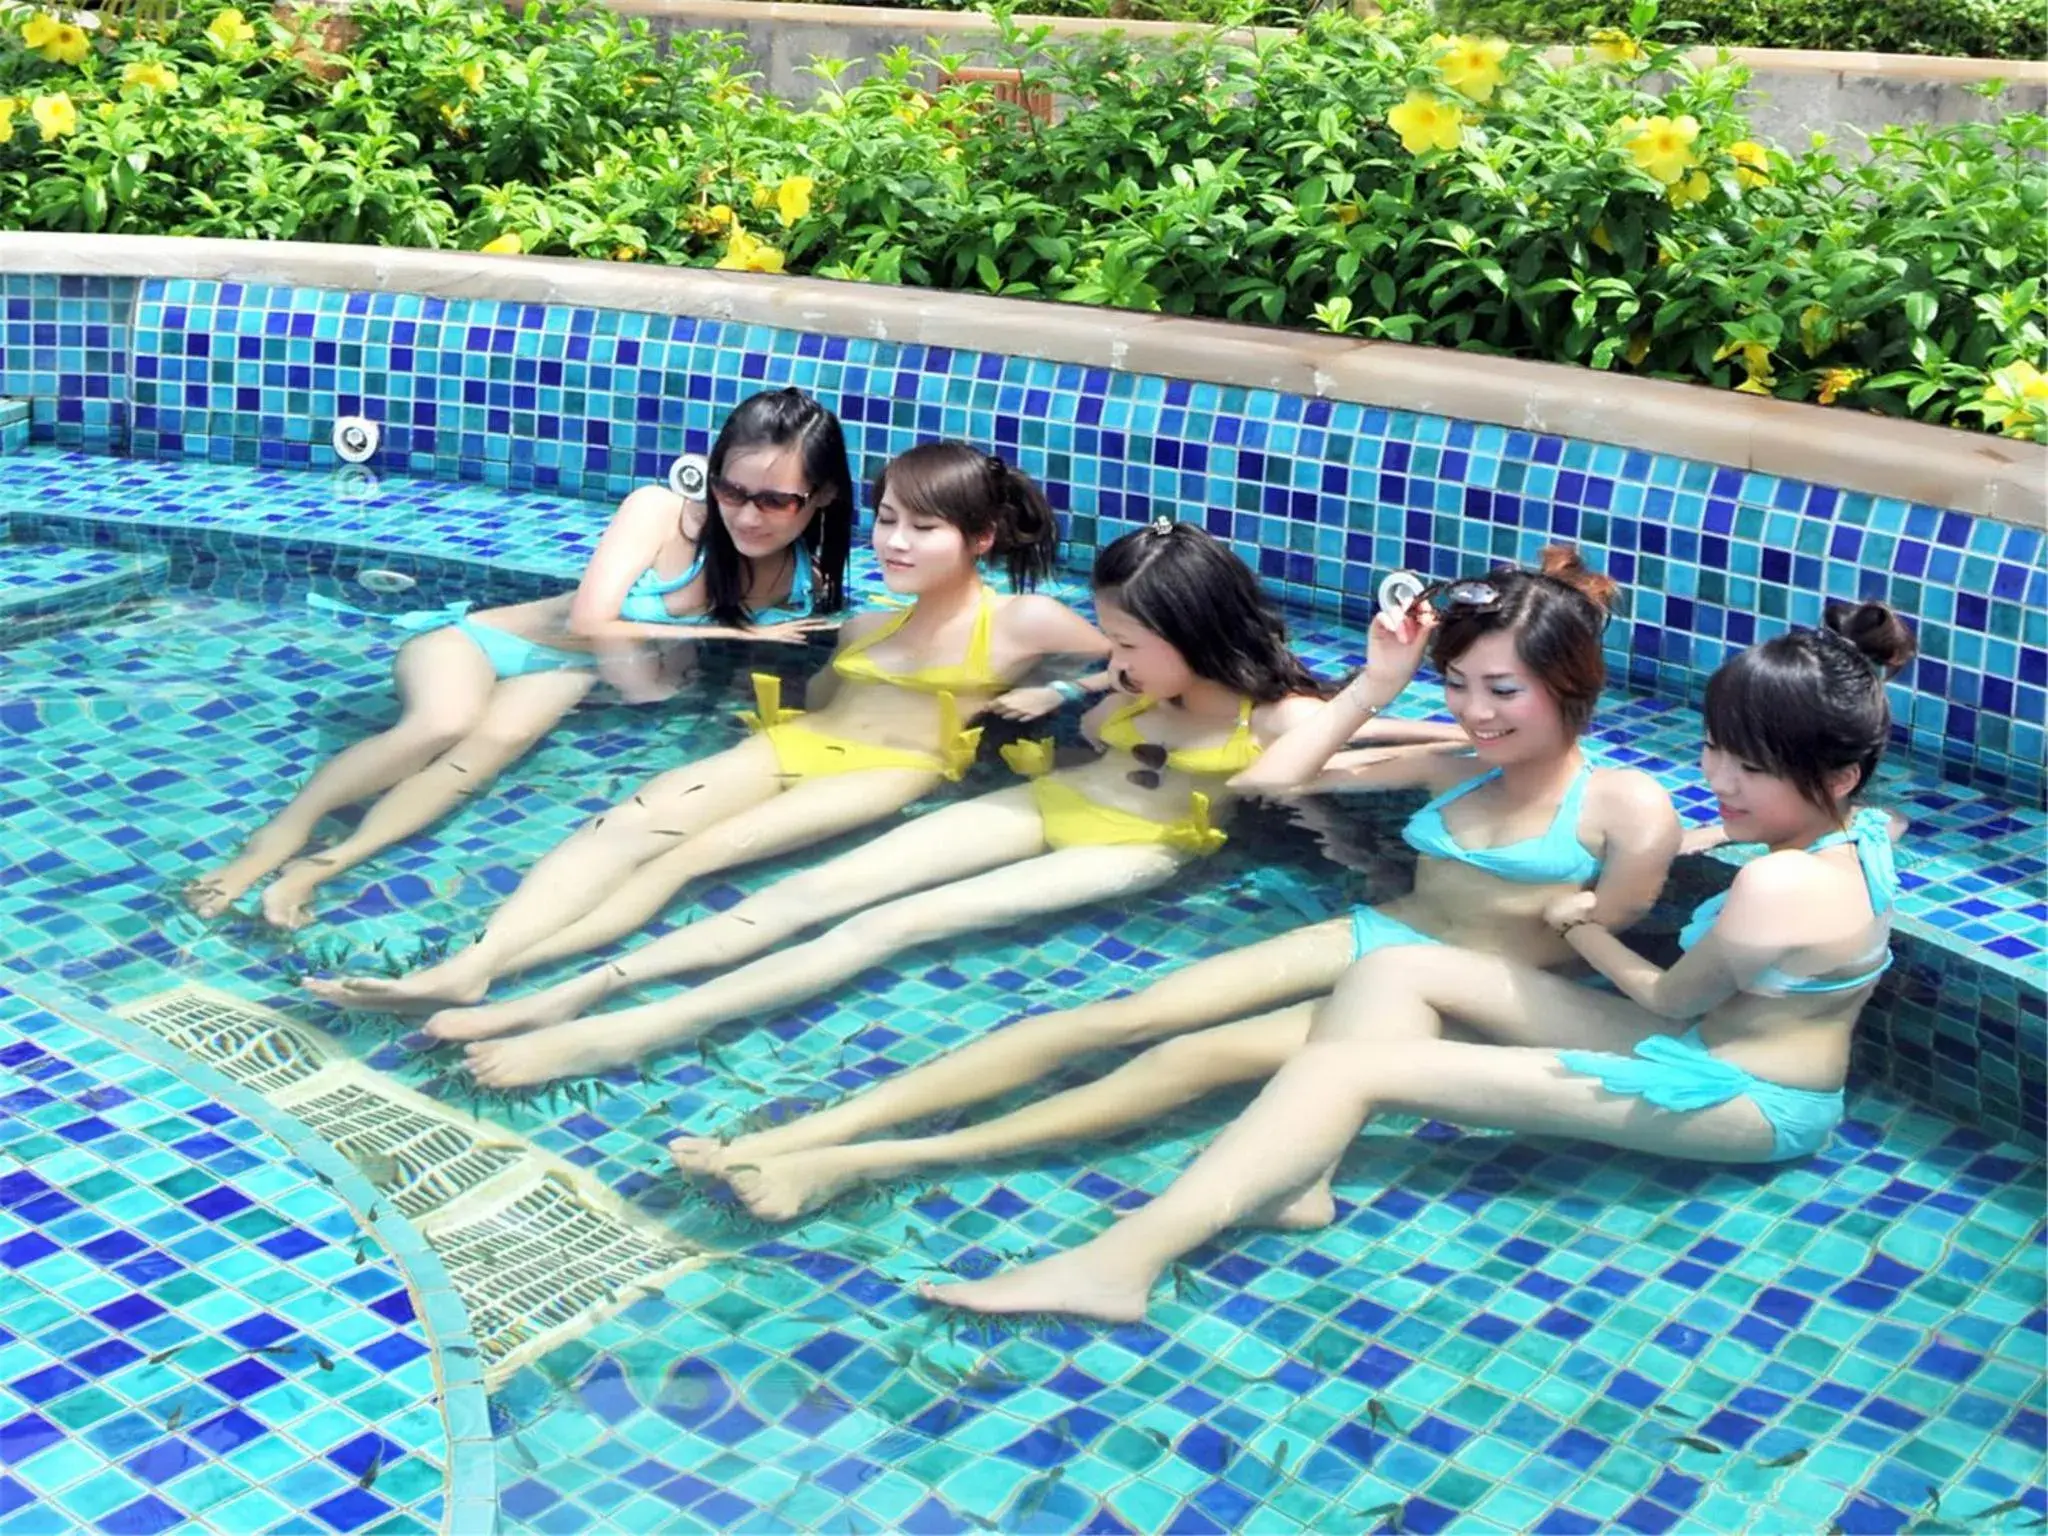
1, 458, 2043, 1535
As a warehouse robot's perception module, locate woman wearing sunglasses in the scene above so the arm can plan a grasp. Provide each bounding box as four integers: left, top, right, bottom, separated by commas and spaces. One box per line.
403, 522, 1457, 1089
929, 604, 1916, 1322
185, 387, 856, 929
307, 439, 1112, 1012
677, 548, 1684, 1221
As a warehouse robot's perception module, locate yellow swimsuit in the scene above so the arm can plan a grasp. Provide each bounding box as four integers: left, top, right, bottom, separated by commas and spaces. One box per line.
1000, 695, 1262, 855
741, 593, 1000, 782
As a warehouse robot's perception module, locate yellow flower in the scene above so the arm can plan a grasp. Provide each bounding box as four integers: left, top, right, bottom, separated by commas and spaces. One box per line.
893, 93, 928, 125
120, 60, 178, 95
0, 98, 14, 145
1626, 334, 1650, 367
458, 59, 485, 93
1715, 339, 1776, 394
612, 245, 640, 262
1587, 27, 1640, 64
1979, 360, 2048, 437
773, 174, 814, 227
479, 232, 522, 255
1729, 140, 1769, 189
1387, 90, 1462, 156
206, 8, 255, 50
715, 226, 785, 274
1622, 114, 1699, 186
24, 13, 89, 64
1332, 201, 1361, 226
1590, 222, 1614, 254
1799, 304, 1833, 358
1816, 368, 1863, 406
1667, 169, 1710, 208
1435, 34, 1509, 104
31, 92, 76, 139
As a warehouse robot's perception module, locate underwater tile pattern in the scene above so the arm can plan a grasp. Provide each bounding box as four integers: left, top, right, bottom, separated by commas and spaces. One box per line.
1, 398, 28, 457
0, 984, 480, 1536
0, 272, 2041, 801
0, 502, 2040, 1534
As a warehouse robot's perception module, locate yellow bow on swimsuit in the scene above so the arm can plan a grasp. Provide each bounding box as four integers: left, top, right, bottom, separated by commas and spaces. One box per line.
1000, 738, 1057, 779
739, 672, 805, 731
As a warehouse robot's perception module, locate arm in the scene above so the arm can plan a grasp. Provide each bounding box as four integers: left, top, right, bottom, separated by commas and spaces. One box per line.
567, 485, 697, 641
986, 597, 1116, 720
795, 611, 889, 710
1579, 771, 1683, 930
1231, 611, 1435, 792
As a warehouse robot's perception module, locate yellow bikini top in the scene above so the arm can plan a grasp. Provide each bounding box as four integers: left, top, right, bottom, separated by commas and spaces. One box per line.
1096, 695, 1262, 776
831, 590, 1004, 695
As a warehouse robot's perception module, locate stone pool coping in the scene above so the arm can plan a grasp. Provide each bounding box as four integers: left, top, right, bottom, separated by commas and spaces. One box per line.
7, 233, 2044, 531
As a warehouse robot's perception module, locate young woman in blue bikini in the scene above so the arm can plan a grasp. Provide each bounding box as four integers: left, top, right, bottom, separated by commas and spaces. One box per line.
928, 601, 1916, 1321
185, 387, 854, 928
676, 549, 1683, 1220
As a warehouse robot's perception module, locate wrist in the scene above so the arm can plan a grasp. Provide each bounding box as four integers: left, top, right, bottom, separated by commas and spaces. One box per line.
1341, 674, 1396, 716
1556, 915, 1606, 938
1048, 678, 1090, 704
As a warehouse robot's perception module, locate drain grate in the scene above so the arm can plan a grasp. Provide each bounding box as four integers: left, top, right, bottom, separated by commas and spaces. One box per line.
120, 985, 703, 1383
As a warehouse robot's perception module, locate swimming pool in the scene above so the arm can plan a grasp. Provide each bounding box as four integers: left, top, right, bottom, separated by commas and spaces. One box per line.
2, 445, 2043, 1534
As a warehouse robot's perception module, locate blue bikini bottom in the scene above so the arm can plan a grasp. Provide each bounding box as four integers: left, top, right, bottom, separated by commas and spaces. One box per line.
1558, 1027, 1842, 1161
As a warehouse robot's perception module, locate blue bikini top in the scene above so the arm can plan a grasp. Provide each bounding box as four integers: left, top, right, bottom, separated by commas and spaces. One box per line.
1402, 764, 1602, 885
617, 543, 814, 626
1678, 806, 1897, 995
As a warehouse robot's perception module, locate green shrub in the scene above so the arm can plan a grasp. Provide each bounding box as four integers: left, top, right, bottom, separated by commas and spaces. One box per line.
1435, 0, 2047, 61
0, 0, 2043, 440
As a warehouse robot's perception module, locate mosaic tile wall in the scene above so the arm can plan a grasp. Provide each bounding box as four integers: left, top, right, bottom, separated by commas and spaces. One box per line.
0, 271, 2041, 805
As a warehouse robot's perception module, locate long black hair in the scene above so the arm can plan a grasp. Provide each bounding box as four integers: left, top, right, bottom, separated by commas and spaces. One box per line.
870, 442, 1061, 590
1430, 545, 1618, 736
1093, 522, 1323, 702
1704, 599, 1918, 816
699, 387, 854, 624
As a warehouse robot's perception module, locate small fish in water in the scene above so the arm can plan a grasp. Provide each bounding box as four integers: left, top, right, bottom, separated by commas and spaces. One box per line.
356, 569, 417, 595
355, 1151, 401, 1187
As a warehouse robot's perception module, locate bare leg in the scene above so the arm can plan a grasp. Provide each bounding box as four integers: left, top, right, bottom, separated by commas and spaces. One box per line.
185, 629, 493, 916
421, 766, 941, 1040
480, 765, 940, 981
670, 919, 1355, 1173
301, 736, 788, 1009
926, 949, 1775, 1321
260, 669, 595, 929
464, 821, 1189, 1087
720, 1006, 1316, 1221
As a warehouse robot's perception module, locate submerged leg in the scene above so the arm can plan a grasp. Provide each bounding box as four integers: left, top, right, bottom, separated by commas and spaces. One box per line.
185, 629, 492, 916
260, 669, 594, 928
670, 918, 1354, 1173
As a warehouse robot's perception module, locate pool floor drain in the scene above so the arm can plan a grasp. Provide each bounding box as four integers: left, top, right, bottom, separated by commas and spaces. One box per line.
119, 985, 702, 1384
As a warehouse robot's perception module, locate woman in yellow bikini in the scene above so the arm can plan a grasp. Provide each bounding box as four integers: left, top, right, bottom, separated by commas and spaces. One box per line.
427, 522, 1460, 1089
305, 441, 1108, 1015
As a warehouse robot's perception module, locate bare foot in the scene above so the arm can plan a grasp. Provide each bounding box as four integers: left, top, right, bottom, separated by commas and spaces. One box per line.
463, 1021, 633, 1088
1244, 1181, 1336, 1231
260, 863, 327, 930
301, 956, 490, 1013
423, 978, 600, 1043
720, 1148, 880, 1222
919, 1244, 1158, 1323
667, 1136, 735, 1176
182, 829, 309, 917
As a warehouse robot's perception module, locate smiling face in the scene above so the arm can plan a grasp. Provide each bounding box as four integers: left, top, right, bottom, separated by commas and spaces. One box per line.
1700, 741, 1856, 847
1439, 629, 1572, 764
711, 443, 819, 560
870, 486, 991, 595
1096, 592, 1196, 698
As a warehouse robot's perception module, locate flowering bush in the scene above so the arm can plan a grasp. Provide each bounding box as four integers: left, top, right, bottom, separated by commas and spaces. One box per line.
0, 0, 2042, 439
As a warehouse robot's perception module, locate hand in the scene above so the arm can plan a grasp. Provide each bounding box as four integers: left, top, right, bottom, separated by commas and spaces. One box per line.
1543, 890, 1599, 934
989, 686, 1064, 721
753, 617, 840, 645
1353, 606, 1435, 706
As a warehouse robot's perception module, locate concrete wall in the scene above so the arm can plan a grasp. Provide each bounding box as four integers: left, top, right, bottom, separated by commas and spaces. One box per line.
608, 0, 2048, 150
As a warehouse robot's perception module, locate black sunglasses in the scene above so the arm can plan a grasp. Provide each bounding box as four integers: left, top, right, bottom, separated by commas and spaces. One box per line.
1127, 741, 1170, 790
1401, 578, 1503, 618
708, 474, 814, 516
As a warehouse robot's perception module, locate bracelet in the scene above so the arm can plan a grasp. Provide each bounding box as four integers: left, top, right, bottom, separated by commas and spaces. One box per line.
1049, 678, 1090, 704
1555, 916, 1605, 937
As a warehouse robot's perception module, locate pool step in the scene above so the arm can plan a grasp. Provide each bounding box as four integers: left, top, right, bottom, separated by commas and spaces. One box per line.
0, 398, 26, 455
116, 984, 707, 1386
0, 539, 171, 643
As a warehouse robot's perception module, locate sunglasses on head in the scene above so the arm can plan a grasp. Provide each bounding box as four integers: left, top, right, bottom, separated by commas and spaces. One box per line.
1126, 741, 1170, 790
1380, 569, 1503, 622
708, 474, 813, 516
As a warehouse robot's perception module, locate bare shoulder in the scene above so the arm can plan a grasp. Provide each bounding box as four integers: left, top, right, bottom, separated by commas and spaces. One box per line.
616, 483, 685, 523
1584, 766, 1679, 825
996, 591, 1096, 645
1723, 848, 1842, 912
831, 608, 892, 646
1252, 691, 1327, 741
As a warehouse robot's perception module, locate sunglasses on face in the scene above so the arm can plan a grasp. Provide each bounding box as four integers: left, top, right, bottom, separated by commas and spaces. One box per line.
708, 474, 813, 516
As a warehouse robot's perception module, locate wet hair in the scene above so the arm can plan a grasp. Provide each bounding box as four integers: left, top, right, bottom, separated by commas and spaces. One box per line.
1703, 599, 1917, 816
1093, 522, 1323, 702
701, 387, 854, 624
870, 442, 1061, 590
1430, 546, 1617, 736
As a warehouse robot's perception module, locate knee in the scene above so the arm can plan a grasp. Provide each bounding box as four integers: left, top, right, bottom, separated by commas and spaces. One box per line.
454, 723, 549, 766
1143, 1029, 1267, 1086
399, 718, 474, 759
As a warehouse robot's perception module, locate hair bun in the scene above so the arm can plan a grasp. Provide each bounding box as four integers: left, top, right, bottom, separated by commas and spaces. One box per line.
1536, 544, 1619, 615
1823, 599, 1917, 678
